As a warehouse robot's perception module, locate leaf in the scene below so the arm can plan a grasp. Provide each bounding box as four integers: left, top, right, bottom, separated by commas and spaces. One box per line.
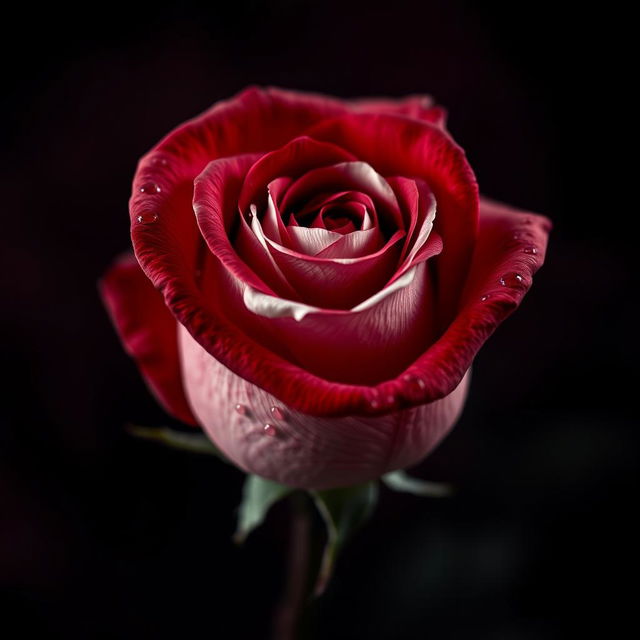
234, 475, 293, 544
310, 482, 378, 595
126, 424, 227, 460
382, 470, 453, 497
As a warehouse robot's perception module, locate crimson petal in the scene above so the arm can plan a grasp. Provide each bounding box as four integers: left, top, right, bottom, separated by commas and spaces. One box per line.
99, 253, 197, 426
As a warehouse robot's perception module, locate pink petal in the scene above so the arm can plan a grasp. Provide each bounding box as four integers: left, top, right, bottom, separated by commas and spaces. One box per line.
314, 227, 384, 259
286, 226, 343, 255
179, 322, 468, 489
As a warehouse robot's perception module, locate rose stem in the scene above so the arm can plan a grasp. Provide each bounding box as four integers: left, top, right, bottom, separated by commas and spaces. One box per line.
272, 492, 313, 640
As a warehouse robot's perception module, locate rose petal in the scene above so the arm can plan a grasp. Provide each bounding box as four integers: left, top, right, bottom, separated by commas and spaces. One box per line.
314, 227, 384, 259
296, 190, 378, 230
262, 230, 406, 309
99, 253, 197, 426
238, 136, 357, 213
393, 198, 552, 409
304, 113, 479, 323
280, 161, 404, 231
240, 261, 440, 384
194, 154, 300, 299
350, 94, 448, 129
179, 322, 468, 489
387, 176, 437, 279
286, 226, 343, 255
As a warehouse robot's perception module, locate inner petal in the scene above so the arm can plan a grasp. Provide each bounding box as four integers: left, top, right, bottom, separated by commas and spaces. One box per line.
280, 161, 403, 232
318, 201, 366, 234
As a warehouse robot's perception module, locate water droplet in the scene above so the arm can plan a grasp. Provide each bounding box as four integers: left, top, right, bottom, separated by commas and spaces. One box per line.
403, 373, 426, 391
263, 423, 277, 437
270, 406, 286, 421
480, 294, 491, 302
234, 403, 247, 416
499, 272, 524, 287
150, 156, 168, 166
139, 182, 161, 194
523, 246, 538, 255
136, 213, 158, 224
368, 392, 380, 410
512, 232, 521, 240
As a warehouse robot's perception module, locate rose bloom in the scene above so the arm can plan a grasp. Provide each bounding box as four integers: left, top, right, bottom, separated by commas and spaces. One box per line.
100, 87, 551, 489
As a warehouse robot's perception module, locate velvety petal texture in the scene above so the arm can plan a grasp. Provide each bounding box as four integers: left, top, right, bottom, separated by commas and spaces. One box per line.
179, 323, 469, 489
99, 253, 197, 426
100, 86, 551, 489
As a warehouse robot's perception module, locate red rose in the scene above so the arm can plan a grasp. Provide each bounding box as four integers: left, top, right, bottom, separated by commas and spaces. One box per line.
100, 87, 550, 489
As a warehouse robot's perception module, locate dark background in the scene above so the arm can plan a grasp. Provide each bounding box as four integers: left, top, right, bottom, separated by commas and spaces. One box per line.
1, 1, 636, 638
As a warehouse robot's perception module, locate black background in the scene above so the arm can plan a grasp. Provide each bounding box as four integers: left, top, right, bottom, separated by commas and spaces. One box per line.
1, 1, 636, 638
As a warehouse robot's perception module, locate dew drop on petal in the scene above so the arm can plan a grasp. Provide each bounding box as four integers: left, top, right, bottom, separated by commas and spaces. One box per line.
139, 182, 161, 194
480, 294, 491, 302
368, 392, 380, 410
263, 423, 277, 437
499, 272, 524, 287
523, 246, 538, 255
136, 213, 158, 224
234, 403, 247, 416
270, 406, 286, 421
150, 156, 168, 166
512, 232, 521, 240
403, 373, 426, 392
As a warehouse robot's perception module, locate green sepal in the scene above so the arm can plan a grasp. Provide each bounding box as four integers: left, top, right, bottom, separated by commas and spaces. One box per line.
382, 470, 453, 497
126, 424, 228, 461
234, 475, 293, 544
310, 482, 378, 595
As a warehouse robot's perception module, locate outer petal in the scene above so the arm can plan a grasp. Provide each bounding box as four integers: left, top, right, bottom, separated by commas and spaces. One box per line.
178, 323, 469, 489
99, 253, 197, 426
393, 198, 552, 409
350, 94, 448, 129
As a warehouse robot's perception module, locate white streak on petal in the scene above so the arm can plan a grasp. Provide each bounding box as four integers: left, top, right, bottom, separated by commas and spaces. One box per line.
351, 267, 416, 312
287, 226, 343, 255
243, 266, 418, 321
243, 285, 319, 321
248, 204, 294, 286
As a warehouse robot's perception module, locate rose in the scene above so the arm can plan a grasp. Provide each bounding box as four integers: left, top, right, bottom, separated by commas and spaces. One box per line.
100, 87, 550, 489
